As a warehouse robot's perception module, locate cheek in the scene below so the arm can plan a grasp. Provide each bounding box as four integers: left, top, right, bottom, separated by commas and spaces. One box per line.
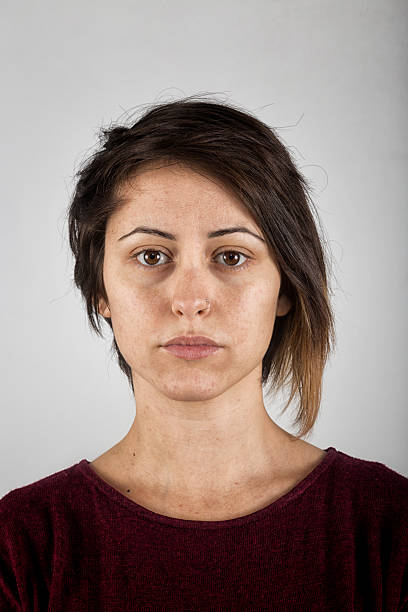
233, 284, 278, 343
245, 280, 277, 313
108, 285, 164, 346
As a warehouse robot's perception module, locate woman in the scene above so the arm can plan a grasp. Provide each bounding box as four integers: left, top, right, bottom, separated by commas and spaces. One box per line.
1, 96, 407, 611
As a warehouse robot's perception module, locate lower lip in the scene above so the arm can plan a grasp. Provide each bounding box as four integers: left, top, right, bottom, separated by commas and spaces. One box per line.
162, 345, 222, 360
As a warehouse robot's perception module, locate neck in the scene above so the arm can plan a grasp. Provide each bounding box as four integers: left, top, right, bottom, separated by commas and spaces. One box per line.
106, 407, 299, 500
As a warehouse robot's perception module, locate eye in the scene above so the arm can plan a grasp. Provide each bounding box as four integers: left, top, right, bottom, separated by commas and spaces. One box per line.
214, 250, 251, 270
131, 249, 252, 272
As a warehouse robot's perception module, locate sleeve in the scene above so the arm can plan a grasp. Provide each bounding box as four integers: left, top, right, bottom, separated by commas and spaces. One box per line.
0, 489, 56, 612
0, 516, 22, 611
400, 596, 408, 612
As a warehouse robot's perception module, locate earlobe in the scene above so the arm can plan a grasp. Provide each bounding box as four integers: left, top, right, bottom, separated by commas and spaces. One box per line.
98, 297, 111, 318
276, 294, 292, 317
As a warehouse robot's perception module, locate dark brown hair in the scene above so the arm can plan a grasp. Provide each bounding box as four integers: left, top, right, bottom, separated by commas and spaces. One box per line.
67, 94, 336, 439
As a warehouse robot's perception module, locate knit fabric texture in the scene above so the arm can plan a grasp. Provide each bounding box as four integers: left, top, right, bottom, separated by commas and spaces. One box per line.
1, 446, 407, 611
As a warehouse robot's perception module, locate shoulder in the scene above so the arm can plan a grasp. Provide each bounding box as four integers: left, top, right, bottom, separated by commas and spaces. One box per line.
1, 461, 77, 504
334, 448, 408, 489
331, 448, 408, 521
0, 461, 84, 541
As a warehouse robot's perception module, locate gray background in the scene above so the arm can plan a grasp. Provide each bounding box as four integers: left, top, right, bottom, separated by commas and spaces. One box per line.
1, 0, 407, 496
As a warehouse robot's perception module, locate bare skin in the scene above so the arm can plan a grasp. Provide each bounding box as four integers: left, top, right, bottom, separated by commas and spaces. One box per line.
90, 160, 326, 521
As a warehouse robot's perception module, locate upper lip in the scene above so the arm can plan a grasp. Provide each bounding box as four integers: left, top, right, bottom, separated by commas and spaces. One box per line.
163, 336, 221, 347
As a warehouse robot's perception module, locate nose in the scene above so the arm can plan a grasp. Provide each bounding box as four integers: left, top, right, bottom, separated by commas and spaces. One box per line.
171, 296, 211, 318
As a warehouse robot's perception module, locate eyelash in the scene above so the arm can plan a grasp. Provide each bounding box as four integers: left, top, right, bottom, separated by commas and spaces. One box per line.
131, 249, 252, 272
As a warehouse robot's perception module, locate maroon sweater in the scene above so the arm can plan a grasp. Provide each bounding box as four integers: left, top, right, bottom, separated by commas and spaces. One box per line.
0, 446, 407, 611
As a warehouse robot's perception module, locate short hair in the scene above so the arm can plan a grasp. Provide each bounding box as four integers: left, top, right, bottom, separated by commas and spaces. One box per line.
66, 95, 336, 439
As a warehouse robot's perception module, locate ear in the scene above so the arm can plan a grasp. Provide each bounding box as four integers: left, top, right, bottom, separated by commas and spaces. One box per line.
98, 297, 111, 318
276, 293, 292, 317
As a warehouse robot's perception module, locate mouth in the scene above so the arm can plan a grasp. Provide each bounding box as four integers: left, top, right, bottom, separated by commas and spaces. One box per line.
162, 335, 221, 347
161, 344, 222, 360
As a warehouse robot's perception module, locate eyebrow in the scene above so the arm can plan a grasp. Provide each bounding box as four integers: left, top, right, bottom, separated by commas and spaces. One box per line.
118, 225, 265, 243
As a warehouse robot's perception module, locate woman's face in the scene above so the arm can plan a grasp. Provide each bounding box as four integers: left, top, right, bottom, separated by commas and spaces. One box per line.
99, 161, 291, 402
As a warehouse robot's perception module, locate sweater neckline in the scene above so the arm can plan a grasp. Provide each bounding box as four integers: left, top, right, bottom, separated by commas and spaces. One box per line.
76, 446, 338, 530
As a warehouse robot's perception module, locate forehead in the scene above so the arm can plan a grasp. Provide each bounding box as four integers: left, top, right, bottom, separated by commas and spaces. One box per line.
109, 162, 255, 228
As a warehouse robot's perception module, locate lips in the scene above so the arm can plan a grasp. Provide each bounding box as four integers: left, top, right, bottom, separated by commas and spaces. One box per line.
163, 335, 220, 347
162, 344, 221, 360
